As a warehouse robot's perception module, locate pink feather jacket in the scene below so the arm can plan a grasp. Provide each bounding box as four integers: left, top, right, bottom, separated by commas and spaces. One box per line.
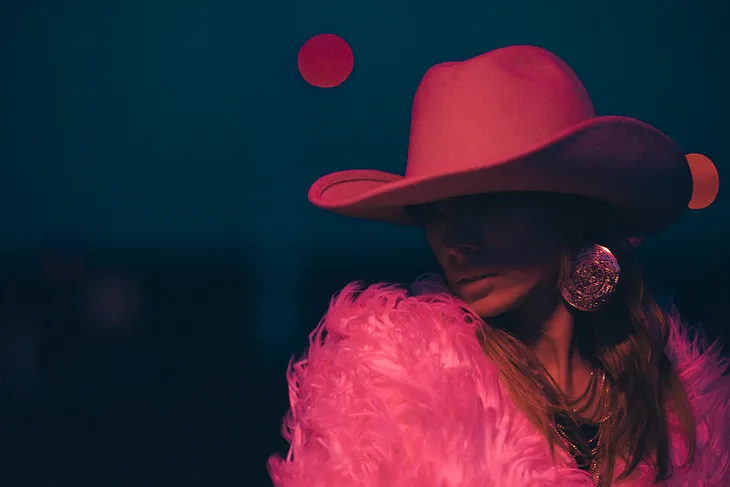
268, 275, 730, 486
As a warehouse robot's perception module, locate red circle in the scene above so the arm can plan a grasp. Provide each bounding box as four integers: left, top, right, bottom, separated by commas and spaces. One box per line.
686, 153, 719, 210
298, 34, 354, 88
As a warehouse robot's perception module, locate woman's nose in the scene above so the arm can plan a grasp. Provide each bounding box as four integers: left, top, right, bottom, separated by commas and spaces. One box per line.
441, 223, 480, 256
445, 242, 479, 257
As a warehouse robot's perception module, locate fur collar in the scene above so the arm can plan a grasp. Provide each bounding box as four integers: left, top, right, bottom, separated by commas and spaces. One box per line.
269, 275, 730, 486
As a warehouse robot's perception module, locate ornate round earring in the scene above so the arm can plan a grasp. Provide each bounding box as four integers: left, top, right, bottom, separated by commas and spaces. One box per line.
559, 244, 620, 312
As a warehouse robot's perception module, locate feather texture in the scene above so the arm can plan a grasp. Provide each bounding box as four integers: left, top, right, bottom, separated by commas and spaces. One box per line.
268, 275, 729, 486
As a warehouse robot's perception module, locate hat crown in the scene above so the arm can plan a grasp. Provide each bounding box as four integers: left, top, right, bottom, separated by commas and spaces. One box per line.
406, 45, 596, 177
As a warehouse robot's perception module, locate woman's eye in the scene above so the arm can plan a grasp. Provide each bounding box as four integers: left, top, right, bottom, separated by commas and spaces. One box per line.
431, 203, 447, 216
405, 201, 449, 224
424, 202, 449, 221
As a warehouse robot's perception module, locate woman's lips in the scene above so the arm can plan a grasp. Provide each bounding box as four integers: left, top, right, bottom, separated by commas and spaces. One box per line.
453, 275, 498, 297
457, 274, 497, 285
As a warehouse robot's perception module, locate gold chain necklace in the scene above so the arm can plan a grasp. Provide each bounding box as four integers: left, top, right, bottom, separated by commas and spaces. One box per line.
563, 369, 597, 412
550, 369, 612, 485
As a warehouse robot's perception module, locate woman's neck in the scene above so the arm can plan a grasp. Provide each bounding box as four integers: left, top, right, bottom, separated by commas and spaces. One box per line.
490, 287, 592, 397
530, 303, 590, 397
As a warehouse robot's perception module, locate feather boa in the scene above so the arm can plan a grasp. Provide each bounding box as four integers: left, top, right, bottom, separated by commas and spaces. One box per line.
268, 274, 730, 486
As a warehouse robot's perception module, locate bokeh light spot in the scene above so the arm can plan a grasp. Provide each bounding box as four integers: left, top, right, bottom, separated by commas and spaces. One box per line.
298, 34, 354, 88
686, 153, 719, 210
81, 273, 142, 333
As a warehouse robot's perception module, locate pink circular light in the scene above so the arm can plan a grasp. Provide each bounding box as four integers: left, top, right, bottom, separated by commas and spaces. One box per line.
298, 34, 354, 88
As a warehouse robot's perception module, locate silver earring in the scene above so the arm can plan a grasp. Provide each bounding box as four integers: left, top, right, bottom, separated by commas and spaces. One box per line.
559, 244, 620, 312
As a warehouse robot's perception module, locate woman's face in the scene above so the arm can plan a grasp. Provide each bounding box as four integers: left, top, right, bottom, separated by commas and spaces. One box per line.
420, 192, 576, 318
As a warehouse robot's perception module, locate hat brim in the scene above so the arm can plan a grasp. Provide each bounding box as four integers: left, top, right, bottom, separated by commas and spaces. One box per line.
307, 116, 692, 236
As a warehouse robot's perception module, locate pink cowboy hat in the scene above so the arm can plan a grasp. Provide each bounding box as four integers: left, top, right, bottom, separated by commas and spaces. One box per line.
307, 45, 695, 236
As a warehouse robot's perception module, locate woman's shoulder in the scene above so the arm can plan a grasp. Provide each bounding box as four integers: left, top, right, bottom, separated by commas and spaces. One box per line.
664, 308, 729, 403
663, 310, 730, 485
268, 276, 531, 487
315, 273, 482, 350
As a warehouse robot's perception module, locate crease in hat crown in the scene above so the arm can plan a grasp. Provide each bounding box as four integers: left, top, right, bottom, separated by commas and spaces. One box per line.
405, 45, 597, 178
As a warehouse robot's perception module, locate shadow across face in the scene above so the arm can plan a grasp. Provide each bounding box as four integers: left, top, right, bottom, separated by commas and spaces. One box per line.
408, 191, 590, 319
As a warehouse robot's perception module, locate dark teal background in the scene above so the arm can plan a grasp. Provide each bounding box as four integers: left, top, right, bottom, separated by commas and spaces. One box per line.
1, 0, 728, 485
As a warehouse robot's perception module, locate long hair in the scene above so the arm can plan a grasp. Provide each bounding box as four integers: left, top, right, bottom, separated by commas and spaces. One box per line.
475, 196, 697, 485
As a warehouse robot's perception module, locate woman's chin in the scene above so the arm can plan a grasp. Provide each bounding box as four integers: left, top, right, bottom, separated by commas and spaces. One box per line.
465, 294, 518, 319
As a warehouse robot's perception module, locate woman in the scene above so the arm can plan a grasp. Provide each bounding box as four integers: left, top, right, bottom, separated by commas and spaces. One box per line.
268, 46, 728, 486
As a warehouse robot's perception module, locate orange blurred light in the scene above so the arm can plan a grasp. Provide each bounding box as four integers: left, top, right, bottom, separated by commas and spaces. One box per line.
686, 153, 719, 210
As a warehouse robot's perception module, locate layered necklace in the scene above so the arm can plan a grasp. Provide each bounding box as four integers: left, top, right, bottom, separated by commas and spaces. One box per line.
550, 369, 613, 485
